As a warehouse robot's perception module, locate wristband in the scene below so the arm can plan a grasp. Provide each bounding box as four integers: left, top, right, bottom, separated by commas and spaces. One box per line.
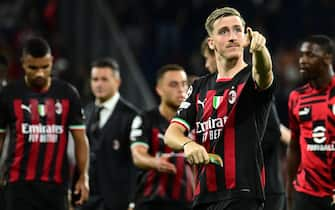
182, 140, 193, 149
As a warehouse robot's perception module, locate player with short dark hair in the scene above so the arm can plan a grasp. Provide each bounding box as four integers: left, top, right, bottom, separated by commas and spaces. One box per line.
0, 37, 90, 210
164, 7, 274, 210
287, 34, 335, 210
130, 64, 193, 210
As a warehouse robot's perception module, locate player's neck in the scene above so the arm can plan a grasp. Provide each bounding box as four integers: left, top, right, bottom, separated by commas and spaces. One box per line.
217, 56, 247, 79
159, 103, 177, 121
25, 77, 51, 92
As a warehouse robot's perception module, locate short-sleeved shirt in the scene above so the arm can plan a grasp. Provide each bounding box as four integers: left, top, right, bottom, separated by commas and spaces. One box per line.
131, 108, 194, 207
171, 66, 274, 206
288, 77, 335, 197
0, 78, 85, 186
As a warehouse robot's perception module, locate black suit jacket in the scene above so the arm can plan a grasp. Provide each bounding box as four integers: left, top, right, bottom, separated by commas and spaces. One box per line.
85, 97, 139, 210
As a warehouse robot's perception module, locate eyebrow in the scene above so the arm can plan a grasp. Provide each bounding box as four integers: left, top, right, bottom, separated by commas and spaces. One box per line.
27, 64, 50, 70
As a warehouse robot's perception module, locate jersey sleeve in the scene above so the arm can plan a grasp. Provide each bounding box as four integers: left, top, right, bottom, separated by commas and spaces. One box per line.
67, 85, 85, 130
130, 114, 150, 149
171, 81, 198, 132
288, 91, 300, 141
252, 72, 277, 101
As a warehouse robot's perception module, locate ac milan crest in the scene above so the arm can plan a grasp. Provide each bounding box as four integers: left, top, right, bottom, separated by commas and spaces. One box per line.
228, 88, 237, 104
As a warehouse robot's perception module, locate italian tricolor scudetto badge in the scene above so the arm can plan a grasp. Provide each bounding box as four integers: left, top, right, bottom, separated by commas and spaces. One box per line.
213, 96, 223, 109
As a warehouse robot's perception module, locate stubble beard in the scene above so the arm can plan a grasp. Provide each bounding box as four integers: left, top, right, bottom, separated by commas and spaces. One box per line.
166, 100, 180, 112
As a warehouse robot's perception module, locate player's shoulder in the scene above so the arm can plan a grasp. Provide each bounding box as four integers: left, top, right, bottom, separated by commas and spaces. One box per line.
142, 108, 159, 118
189, 73, 216, 94
119, 96, 141, 115
195, 73, 216, 85
289, 83, 309, 98
52, 78, 79, 95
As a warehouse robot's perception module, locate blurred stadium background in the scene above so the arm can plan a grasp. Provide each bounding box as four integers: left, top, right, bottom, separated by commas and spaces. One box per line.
0, 0, 334, 124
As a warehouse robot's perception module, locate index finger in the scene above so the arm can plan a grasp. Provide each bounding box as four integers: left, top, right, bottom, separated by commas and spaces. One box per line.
243, 27, 252, 47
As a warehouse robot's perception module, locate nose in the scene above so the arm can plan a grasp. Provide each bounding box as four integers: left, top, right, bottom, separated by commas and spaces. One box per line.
177, 83, 187, 93
228, 31, 237, 41
35, 69, 46, 76
299, 55, 308, 65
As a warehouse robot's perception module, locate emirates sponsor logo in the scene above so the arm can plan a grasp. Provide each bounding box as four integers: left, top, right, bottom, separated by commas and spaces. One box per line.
21, 123, 64, 143
196, 116, 228, 142
196, 117, 227, 133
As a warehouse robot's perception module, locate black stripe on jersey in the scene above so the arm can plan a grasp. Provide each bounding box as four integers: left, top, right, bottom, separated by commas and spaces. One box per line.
23, 99, 40, 181
330, 87, 335, 99
48, 140, 58, 182
301, 92, 327, 100
41, 98, 56, 181
35, 140, 47, 179
327, 116, 335, 128
313, 167, 331, 187
331, 160, 335, 181
300, 99, 326, 106
296, 85, 309, 94
11, 99, 26, 182
306, 137, 327, 162
304, 169, 320, 192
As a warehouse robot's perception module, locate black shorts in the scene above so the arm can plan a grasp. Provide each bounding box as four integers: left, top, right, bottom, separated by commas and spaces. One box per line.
134, 202, 191, 210
4, 181, 68, 210
193, 198, 264, 210
264, 194, 285, 210
292, 190, 335, 210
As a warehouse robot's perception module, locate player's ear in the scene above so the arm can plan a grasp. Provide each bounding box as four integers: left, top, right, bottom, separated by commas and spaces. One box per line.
155, 85, 162, 97
208, 37, 215, 50
323, 53, 333, 65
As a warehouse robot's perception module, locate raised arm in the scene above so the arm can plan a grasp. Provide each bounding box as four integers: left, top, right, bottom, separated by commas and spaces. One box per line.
246, 27, 273, 90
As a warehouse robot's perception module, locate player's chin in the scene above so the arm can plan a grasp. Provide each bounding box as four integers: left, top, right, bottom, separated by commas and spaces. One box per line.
224, 51, 241, 58
32, 78, 47, 89
226, 53, 240, 60
94, 92, 106, 99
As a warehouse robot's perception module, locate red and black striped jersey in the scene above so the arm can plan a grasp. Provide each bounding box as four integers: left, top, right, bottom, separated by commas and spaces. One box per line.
171, 66, 274, 206
131, 108, 194, 206
0, 78, 85, 186
288, 77, 335, 197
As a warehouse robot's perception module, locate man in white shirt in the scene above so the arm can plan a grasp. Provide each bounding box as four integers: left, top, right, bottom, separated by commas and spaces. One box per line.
74, 57, 140, 210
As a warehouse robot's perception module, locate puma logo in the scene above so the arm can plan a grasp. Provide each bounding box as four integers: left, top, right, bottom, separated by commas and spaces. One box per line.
158, 133, 164, 141
299, 107, 310, 116
21, 104, 31, 113
197, 98, 206, 109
